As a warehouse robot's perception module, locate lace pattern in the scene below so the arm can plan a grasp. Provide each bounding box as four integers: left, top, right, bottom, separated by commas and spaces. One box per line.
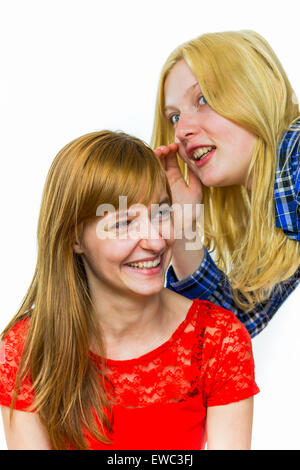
91, 300, 259, 408
0, 318, 34, 410
0, 300, 259, 412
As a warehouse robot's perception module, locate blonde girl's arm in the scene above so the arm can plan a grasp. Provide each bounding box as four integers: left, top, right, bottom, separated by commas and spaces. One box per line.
154, 143, 205, 279
1, 406, 52, 450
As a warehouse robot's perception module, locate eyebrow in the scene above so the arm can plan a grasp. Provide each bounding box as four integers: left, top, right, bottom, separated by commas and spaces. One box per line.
125, 197, 172, 214
102, 197, 172, 219
164, 82, 201, 113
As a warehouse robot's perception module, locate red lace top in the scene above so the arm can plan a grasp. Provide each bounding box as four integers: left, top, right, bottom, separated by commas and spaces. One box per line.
0, 299, 259, 450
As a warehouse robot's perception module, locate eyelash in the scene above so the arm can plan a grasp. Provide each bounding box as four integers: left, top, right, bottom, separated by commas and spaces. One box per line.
168, 94, 207, 125
115, 220, 130, 229
160, 207, 173, 216
111, 208, 172, 230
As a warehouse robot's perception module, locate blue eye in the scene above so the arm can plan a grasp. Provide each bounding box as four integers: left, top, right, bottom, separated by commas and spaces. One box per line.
169, 114, 180, 126
199, 95, 207, 105
161, 208, 171, 217
157, 206, 172, 218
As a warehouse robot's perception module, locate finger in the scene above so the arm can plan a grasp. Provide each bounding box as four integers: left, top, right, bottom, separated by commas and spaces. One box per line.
154, 148, 163, 157
168, 142, 179, 152
155, 144, 177, 156
155, 147, 168, 156
154, 144, 179, 172
154, 149, 167, 170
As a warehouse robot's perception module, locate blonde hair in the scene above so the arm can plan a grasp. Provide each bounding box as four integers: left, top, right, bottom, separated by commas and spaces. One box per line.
151, 30, 300, 310
1, 130, 171, 449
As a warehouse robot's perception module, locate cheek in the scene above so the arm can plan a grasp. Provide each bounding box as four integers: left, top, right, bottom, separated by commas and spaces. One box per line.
83, 239, 129, 271
160, 216, 175, 238
98, 240, 137, 266
210, 115, 237, 144
166, 239, 174, 263
215, 117, 255, 153
209, 124, 255, 177
227, 132, 256, 172
174, 135, 186, 155
240, 132, 256, 158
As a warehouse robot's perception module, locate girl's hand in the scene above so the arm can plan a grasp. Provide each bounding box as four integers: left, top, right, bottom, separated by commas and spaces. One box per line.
155, 143, 204, 276
154, 143, 203, 207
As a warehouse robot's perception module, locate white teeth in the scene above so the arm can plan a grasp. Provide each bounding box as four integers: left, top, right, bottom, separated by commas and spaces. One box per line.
127, 257, 161, 269
193, 146, 215, 160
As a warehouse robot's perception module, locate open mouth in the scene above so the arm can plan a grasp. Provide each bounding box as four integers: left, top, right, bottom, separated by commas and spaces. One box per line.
126, 256, 161, 270
192, 146, 216, 162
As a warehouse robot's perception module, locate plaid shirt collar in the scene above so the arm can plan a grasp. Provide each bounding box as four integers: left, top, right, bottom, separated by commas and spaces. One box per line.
274, 118, 300, 241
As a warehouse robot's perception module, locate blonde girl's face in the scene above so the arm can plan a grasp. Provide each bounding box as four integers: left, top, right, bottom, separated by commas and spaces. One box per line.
73, 191, 174, 298
163, 60, 256, 188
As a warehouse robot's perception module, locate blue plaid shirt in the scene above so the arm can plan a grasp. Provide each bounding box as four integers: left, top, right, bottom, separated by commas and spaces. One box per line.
166, 119, 300, 338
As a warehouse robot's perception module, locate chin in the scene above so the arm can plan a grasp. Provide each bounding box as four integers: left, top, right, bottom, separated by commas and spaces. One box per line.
127, 282, 163, 297
196, 167, 232, 188
197, 173, 222, 188
142, 284, 164, 295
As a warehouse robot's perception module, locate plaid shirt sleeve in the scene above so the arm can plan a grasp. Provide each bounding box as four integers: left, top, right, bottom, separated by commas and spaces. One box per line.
166, 247, 300, 338
167, 119, 300, 338
274, 118, 300, 241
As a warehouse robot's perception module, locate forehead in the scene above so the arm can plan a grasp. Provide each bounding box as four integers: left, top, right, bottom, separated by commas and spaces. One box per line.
100, 188, 171, 218
164, 60, 200, 107
123, 188, 171, 214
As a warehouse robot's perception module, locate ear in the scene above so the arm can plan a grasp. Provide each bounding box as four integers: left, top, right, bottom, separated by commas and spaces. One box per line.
73, 223, 85, 254
73, 240, 84, 255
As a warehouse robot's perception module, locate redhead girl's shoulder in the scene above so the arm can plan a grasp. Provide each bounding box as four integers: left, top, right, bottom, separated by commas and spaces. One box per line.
1, 316, 31, 360
193, 299, 250, 340
0, 316, 35, 411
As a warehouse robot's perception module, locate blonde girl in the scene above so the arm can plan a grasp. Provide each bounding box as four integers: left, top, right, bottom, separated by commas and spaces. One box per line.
152, 30, 300, 337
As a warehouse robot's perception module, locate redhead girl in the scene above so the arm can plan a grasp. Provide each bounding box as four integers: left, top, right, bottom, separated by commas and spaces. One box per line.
0, 131, 258, 450
152, 30, 300, 338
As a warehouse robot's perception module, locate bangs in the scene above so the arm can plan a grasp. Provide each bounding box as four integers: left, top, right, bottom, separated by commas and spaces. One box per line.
109, 140, 171, 210
116, 152, 169, 209
77, 131, 172, 220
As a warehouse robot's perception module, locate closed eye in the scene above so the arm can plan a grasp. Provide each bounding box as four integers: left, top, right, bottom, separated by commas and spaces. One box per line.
109, 217, 134, 231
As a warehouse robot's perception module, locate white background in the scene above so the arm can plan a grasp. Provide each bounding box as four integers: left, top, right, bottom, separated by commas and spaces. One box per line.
0, 0, 299, 450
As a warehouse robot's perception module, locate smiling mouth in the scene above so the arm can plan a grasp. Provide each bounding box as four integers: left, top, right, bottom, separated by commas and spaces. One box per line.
191, 146, 216, 162
126, 256, 161, 269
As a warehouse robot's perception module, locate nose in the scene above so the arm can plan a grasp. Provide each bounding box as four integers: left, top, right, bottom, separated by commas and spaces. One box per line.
174, 111, 200, 143
137, 218, 169, 252
139, 236, 167, 253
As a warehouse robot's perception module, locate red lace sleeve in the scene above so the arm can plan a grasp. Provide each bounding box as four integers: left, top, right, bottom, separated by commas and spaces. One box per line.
199, 302, 260, 407
0, 318, 35, 411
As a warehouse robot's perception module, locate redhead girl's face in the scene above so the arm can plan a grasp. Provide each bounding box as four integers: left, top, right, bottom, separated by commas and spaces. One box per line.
73, 191, 174, 298
164, 60, 256, 188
